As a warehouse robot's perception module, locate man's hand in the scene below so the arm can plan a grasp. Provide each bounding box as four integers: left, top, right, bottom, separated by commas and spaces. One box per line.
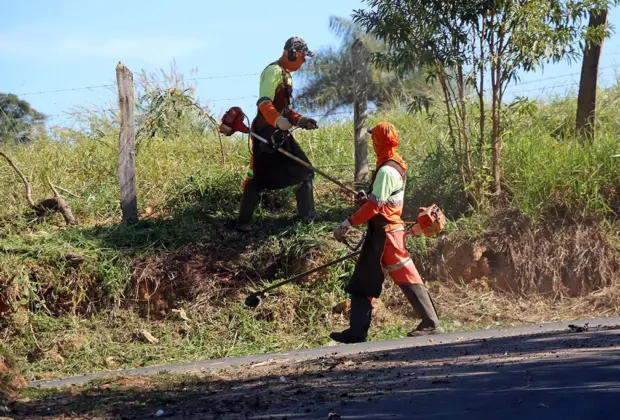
356, 190, 368, 206
276, 116, 294, 131
333, 219, 351, 243
298, 116, 318, 130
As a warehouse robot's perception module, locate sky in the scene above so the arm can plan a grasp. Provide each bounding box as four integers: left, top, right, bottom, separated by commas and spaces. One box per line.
3, 0, 620, 128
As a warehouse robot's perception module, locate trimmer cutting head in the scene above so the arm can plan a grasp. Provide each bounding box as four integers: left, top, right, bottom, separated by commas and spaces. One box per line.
244, 293, 262, 308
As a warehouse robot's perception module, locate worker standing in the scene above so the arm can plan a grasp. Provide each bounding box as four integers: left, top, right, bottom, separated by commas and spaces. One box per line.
235, 37, 319, 232
331, 122, 444, 344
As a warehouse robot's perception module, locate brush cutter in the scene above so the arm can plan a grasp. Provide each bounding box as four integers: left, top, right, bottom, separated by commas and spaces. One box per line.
219, 107, 359, 197
244, 232, 366, 308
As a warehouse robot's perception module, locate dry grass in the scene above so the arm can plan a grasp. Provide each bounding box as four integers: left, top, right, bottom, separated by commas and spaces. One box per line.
430, 280, 620, 326
413, 208, 620, 298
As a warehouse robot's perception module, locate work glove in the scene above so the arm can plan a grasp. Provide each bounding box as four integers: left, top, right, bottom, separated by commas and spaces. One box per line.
333, 219, 351, 243
276, 116, 294, 131
355, 190, 368, 206
297, 116, 318, 130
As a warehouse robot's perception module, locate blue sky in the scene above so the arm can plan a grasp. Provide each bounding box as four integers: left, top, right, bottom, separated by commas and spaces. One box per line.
2, 0, 620, 127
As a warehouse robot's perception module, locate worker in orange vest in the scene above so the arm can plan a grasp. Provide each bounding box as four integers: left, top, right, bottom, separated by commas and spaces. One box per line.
331, 122, 443, 344
235, 37, 319, 232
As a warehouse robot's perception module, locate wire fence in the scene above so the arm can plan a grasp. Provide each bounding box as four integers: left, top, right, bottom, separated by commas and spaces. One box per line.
10, 60, 620, 128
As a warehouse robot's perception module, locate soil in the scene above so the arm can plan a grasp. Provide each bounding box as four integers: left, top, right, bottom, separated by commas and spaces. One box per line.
0, 356, 26, 404
416, 211, 620, 297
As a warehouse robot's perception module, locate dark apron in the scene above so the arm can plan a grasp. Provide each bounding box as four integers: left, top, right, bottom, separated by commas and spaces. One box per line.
346, 216, 389, 298
250, 123, 314, 190
345, 160, 406, 298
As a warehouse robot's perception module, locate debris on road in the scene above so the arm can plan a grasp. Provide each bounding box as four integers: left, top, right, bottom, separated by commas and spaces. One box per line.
568, 323, 589, 333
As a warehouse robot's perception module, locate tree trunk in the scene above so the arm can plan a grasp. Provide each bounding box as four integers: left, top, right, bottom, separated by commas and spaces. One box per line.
490, 28, 502, 195
438, 69, 466, 187
576, 8, 608, 140
351, 39, 369, 187
457, 65, 472, 180
478, 19, 486, 167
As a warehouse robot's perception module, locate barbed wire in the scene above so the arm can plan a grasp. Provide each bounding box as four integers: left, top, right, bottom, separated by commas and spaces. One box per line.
188, 73, 260, 82
16, 72, 262, 97
504, 64, 616, 88
38, 80, 588, 123
17, 84, 116, 97
18, 61, 618, 98
19, 62, 620, 125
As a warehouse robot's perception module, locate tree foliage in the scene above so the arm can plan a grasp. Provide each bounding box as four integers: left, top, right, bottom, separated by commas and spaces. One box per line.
353, 0, 614, 201
295, 16, 430, 114
133, 63, 216, 144
0, 93, 46, 143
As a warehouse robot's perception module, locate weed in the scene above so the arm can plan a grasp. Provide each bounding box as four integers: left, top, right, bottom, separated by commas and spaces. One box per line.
0, 83, 619, 382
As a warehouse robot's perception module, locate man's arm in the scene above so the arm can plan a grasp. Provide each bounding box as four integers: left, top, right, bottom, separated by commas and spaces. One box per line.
256, 65, 285, 127
349, 166, 399, 226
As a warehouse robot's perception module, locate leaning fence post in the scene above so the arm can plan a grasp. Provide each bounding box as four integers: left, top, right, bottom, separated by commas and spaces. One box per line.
116, 62, 138, 223
351, 38, 369, 188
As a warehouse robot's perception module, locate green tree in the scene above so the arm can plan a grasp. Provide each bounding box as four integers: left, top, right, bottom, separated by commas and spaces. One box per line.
0, 93, 46, 143
354, 0, 608, 198
295, 16, 429, 114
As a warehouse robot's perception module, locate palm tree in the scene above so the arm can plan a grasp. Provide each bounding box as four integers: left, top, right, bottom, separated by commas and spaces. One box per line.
295, 16, 429, 115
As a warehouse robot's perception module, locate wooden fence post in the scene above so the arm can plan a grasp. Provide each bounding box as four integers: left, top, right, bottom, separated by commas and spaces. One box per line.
351, 38, 369, 188
116, 62, 138, 223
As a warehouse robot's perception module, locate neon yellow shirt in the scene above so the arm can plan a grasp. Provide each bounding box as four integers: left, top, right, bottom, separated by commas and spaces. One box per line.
257, 64, 292, 104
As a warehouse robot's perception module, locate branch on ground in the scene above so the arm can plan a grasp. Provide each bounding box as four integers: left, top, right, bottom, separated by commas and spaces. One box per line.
0, 151, 76, 225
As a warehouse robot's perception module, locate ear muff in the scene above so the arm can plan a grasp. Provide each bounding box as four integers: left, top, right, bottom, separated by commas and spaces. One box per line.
287, 48, 297, 62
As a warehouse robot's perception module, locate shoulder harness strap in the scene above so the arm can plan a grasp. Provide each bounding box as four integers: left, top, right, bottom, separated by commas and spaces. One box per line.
379, 160, 407, 197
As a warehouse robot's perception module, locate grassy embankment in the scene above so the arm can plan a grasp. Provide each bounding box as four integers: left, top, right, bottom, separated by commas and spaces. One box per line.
0, 87, 618, 383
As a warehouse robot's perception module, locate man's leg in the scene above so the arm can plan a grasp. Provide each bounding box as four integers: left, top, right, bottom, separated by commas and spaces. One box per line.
399, 284, 443, 336
329, 294, 373, 344
294, 179, 315, 220
331, 224, 386, 344
382, 230, 443, 336
236, 179, 260, 232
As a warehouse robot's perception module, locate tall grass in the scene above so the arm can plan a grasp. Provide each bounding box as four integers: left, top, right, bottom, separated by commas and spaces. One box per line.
2, 95, 616, 228
502, 94, 620, 219
1, 84, 619, 380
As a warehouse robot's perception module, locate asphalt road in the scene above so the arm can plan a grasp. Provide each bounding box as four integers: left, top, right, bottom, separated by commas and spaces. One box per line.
19, 317, 620, 419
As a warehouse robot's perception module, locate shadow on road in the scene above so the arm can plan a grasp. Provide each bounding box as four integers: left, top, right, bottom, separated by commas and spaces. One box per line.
11, 326, 620, 419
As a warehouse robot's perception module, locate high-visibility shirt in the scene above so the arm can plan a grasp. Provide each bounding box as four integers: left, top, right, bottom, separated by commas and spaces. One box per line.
257, 64, 293, 105
349, 160, 406, 229
255, 63, 300, 128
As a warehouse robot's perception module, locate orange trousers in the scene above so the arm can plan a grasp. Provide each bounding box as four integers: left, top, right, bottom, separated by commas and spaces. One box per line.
367, 228, 423, 303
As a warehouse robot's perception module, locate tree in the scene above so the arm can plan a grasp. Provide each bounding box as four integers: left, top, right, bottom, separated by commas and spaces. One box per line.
295, 16, 429, 114
576, 6, 610, 139
0, 93, 46, 143
354, 0, 602, 198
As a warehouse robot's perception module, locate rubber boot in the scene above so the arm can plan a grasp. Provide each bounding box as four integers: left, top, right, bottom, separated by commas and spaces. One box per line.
329, 294, 372, 344
399, 284, 444, 337
235, 180, 260, 232
294, 180, 315, 221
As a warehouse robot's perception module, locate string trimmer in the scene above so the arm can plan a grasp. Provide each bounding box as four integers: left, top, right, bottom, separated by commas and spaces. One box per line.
218, 107, 359, 197
244, 232, 366, 308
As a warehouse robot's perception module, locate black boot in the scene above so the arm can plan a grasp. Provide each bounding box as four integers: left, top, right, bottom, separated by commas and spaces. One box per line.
235, 180, 260, 232
330, 294, 372, 344
294, 180, 315, 221
399, 284, 444, 337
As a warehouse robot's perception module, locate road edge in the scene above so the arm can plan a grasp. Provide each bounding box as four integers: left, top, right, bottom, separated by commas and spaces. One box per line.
29, 316, 620, 389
